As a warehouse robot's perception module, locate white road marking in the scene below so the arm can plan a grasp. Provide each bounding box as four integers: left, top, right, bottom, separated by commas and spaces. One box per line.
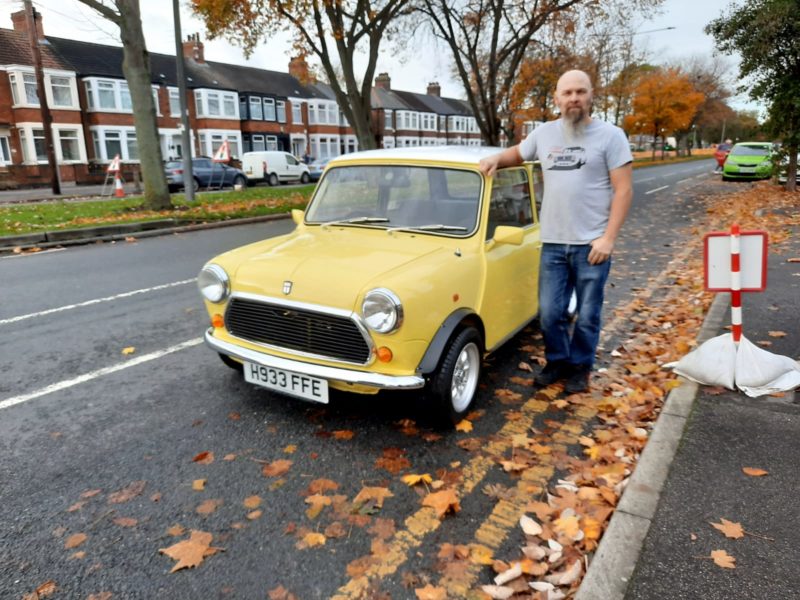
0, 337, 204, 411
645, 185, 670, 195
0, 248, 66, 260
677, 178, 692, 184
0, 278, 196, 326
636, 176, 656, 183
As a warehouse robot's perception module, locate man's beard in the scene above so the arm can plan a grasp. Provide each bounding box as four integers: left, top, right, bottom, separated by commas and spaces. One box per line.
562, 107, 587, 142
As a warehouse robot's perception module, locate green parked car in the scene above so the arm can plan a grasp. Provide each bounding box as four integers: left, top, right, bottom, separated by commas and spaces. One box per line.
722, 142, 773, 181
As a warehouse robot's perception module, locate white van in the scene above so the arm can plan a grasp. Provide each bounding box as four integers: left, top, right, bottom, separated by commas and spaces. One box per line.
242, 151, 311, 186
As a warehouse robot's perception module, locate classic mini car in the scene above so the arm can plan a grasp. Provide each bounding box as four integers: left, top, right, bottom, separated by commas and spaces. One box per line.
722, 142, 773, 181
198, 147, 541, 424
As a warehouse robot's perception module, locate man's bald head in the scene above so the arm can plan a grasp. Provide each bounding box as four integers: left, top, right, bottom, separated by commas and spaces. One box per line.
556, 70, 593, 94
555, 70, 594, 128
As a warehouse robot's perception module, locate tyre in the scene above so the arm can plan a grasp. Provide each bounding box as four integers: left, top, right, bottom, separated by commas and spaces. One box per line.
721, 175, 731, 182
300, 172, 310, 184
268, 173, 279, 186
192, 177, 201, 193
233, 175, 247, 189
427, 326, 483, 426
218, 353, 243, 371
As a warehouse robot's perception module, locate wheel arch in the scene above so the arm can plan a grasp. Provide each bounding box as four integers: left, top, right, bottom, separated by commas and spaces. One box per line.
417, 309, 485, 375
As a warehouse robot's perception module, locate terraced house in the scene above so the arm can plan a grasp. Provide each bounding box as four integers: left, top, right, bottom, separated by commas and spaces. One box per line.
0, 9, 484, 189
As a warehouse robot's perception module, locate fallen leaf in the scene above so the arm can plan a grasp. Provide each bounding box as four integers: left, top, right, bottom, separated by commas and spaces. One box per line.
283, 444, 297, 454
243, 495, 262, 509
518, 362, 534, 372
30, 581, 57, 598
108, 481, 146, 504
455, 419, 473, 432
711, 518, 744, 540
192, 451, 214, 465
81, 489, 102, 499
352, 486, 394, 509
124, 236, 137, 243
228, 411, 241, 420
297, 532, 326, 549
333, 430, 355, 440
519, 515, 543, 536
196, 499, 223, 515
710, 549, 736, 569
423, 489, 460, 518
402, 473, 433, 487
262, 459, 293, 477
67, 501, 86, 512
192, 479, 206, 491
113, 517, 138, 527
223, 454, 236, 461
305, 494, 332, 519
480, 585, 514, 600
87, 594, 112, 600
545, 559, 582, 585
494, 562, 522, 585
121, 346, 135, 355
159, 530, 223, 572
65, 533, 87, 549
415, 584, 447, 600
246, 510, 263, 520
166, 525, 185, 536
742, 467, 768, 477
768, 331, 787, 337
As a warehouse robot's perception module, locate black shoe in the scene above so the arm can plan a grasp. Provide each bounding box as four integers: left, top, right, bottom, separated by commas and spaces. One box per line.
536, 361, 567, 386
564, 365, 591, 394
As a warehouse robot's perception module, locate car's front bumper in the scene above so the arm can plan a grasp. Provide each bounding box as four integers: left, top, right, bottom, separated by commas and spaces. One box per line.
205, 328, 426, 390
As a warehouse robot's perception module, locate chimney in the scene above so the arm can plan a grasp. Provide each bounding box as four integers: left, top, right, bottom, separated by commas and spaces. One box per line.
427, 82, 441, 97
11, 8, 45, 40
375, 73, 391, 91
289, 56, 311, 84
182, 33, 205, 64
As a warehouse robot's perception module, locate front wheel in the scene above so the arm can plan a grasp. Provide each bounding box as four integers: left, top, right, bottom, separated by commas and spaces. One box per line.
300, 172, 310, 184
427, 327, 483, 426
218, 353, 243, 371
233, 175, 247, 189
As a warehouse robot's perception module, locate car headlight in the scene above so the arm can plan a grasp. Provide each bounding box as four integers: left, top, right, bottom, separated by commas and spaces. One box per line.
361, 288, 403, 334
198, 264, 230, 303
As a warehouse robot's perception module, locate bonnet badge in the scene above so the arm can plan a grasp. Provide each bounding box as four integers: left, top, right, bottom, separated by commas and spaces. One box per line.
282, 281, 293, 295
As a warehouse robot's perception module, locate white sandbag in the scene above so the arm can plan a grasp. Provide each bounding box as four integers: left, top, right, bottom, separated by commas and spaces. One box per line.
734, 336, 800, 397
673, 333, 737, 390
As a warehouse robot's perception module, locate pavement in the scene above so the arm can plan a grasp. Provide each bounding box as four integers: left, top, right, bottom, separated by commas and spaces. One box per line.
3, 186, 799, 599
578, 208, 800, 599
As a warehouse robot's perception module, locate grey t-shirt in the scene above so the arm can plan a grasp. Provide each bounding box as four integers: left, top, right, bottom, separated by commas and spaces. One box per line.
519, 119, 632, 244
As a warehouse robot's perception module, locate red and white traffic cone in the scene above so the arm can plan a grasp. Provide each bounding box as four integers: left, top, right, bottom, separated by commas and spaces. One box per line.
114, 173, 126, 198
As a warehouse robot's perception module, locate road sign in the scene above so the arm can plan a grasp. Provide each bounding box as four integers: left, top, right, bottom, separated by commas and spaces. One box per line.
212, 140, 231, 163
704, 229, 768, 292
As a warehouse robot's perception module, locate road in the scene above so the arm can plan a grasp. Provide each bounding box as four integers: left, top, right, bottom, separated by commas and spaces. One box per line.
1, 160, 718, 598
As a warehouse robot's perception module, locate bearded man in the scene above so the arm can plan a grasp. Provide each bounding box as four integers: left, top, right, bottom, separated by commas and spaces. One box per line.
479, 69, 633, 393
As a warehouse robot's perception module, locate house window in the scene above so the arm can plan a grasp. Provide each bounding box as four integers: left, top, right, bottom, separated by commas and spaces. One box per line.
104, 130, 123, 159
384, 110, 393, 130
252, 134, 265, 152
277, 100, 286, 123
50, 76, 73, 107
263, 98, 276, 121
126, 131, 139, 160
249, 97, 262, 120
98, 80, 117, 109
119, 82, 132, 110
23, 73, 39, 104
223, 94, 236, 117
292, 102, 302, 124
265, 136, 278, 151
169, 89, 180, 116
8, 74, 20, 104
239, 95, 248, 120
194, 93, 203, 116
19, 128, 46, 163
207, 92, 220, 116
0, 136, 12, 164
58, 129, 81, 161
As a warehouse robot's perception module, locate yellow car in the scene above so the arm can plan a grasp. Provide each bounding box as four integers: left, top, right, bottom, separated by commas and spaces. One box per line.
198, 147, 541, 424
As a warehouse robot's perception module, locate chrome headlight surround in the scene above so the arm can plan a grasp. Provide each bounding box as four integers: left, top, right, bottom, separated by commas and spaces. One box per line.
198, 264, 230, 303
361, 288, 403, 334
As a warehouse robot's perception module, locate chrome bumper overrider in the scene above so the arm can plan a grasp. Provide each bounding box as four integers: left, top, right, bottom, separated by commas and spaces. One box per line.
205, 329, 425, 390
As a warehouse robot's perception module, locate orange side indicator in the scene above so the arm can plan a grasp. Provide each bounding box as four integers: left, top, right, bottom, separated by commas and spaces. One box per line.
211, 314, 224, 328
453, 293, 460, 302
376, 347, 393, 363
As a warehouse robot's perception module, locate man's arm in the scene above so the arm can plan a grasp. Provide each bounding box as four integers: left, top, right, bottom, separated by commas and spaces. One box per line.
478, 145, 525, 177
588, 163, 633, 265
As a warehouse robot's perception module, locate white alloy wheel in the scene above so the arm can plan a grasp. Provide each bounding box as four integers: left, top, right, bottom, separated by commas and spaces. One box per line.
450, 341, 480, 413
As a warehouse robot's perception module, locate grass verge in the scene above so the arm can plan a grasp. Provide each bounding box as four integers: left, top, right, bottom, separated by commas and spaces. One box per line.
0, 185, 314, 237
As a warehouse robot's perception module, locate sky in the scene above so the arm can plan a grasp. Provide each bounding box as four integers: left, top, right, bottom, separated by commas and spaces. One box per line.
1, 0, 759, 113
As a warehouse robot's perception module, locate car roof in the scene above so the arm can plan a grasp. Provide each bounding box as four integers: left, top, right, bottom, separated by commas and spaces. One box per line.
733, 142, 772, 148
328, 146, 504, 166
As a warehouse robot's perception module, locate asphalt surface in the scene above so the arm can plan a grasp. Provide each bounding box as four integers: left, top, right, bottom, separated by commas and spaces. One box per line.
624, 214, 800, 600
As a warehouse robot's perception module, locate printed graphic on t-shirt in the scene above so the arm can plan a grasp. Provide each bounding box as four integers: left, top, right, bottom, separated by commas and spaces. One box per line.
546, 146, 586, 170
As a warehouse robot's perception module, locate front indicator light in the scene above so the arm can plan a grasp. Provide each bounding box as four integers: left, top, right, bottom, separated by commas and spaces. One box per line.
377, 347, 393, 362
211, 313, 224, 328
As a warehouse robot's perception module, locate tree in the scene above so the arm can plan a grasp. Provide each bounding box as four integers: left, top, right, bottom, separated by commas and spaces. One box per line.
678, 55, 735, 152
623, 67, 705, 160
76, 0, 171, 210
192, 0, 411, 151
706, 0, 800, 192
416, 1, 665, 146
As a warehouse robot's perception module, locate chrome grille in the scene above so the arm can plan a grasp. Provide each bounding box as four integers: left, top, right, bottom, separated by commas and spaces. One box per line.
225, 297, 372, 364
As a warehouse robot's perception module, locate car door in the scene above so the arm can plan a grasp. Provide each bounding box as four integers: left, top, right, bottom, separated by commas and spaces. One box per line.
479, 166, 541, 350
284, 153, 301, 181
193, 158, 212, 186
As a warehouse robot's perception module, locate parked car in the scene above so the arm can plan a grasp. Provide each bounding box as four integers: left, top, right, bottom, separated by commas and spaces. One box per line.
241, 151, 311, 186
778, 153, 800, 184
308, 157, 331, 182
722, 142, 773, 181
165, 157, 247, 192
197, 147, 542, 424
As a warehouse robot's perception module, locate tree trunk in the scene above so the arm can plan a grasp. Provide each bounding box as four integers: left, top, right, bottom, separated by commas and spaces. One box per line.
118, 0, 171, 210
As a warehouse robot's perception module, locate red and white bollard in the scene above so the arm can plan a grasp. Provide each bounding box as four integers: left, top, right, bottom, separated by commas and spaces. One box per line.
729, 223, 742, 344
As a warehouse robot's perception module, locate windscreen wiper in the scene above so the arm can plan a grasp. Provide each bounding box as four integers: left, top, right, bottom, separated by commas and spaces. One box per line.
319, 217, 390, 229
387, 224, 468, 233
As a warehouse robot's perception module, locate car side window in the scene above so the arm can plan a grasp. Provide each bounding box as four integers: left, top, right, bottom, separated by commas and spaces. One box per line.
286, 154, 298, 165
486, 168, 534, 240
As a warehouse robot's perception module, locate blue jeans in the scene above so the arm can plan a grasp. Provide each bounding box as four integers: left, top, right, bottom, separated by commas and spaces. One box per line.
539, 243, 611, 368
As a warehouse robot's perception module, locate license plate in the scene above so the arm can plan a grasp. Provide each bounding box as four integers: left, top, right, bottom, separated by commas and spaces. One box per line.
243, 362, 329, 404
738, 167, 756, 173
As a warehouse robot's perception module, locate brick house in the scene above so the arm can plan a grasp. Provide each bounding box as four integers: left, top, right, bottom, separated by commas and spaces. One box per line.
0, 9, 486, 189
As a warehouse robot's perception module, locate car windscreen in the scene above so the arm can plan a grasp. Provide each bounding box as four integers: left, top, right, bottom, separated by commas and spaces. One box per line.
304, 165, 481, 235
730, 145, 771, 157
165, 161, 182, 169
